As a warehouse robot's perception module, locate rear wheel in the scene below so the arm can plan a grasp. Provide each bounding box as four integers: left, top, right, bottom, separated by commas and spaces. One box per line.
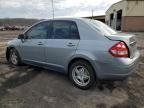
69, 60, 95, 90
9, 48, 21, 65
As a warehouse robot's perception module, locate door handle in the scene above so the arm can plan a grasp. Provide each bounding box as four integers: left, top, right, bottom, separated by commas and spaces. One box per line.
67, 43, 75, 47
38, 42, 43, 45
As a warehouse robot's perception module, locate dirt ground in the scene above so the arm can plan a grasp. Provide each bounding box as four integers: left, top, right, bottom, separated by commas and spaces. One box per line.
0, 31, 144, 108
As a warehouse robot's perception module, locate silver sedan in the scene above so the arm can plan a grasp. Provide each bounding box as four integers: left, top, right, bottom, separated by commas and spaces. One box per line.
6, 18, 140, 89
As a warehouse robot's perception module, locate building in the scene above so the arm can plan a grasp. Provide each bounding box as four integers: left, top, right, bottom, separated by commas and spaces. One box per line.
84, 15, 105, 23
106, 0, 144, 32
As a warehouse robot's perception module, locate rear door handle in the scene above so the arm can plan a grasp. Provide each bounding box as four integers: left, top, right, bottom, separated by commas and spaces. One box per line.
67, 43, 76, 47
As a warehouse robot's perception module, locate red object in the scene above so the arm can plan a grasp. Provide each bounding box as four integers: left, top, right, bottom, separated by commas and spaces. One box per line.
109, 41, 129, 57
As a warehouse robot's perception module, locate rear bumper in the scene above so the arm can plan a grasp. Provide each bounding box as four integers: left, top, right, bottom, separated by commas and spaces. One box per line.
92, 51, 140, 80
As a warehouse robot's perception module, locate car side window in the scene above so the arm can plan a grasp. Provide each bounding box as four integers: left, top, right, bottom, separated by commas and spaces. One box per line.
26, 22, 51, 39
52, 21, 79, 39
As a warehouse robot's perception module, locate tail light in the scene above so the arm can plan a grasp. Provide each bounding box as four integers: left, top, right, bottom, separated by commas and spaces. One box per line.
109, 41, 129, 57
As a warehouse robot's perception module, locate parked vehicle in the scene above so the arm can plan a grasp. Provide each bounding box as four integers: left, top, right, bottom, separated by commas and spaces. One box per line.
0, 26, 5, 31
4, 25, 26, 31
6, 18, 140, 89
4, 25, 12, 30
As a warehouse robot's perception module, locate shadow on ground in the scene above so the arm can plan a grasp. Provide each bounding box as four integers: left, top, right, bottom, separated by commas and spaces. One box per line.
0, 61, 41, 106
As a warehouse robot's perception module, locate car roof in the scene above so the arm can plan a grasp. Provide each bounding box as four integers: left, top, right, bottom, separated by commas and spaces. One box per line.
39, 17, 92, 23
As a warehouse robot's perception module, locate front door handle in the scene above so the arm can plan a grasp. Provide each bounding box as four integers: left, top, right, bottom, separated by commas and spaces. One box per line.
38, 42, 43, 45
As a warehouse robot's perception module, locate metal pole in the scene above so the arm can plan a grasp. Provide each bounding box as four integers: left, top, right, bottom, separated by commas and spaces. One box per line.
52, 0, 54, 19
92, 9, 93, 19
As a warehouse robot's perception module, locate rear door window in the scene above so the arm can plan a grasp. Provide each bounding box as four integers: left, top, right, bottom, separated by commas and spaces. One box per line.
51, 21, 79, 39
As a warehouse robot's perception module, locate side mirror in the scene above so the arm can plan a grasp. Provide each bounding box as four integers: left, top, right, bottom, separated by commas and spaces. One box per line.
18, 34, 25, 39
18, 34, 26, 43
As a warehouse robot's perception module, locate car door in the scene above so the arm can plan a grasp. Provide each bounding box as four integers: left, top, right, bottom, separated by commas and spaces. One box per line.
45, 21, 80, 70
19, 22, 51, 63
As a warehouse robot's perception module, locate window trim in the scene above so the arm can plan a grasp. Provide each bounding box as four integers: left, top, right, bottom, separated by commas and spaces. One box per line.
51, 20, 80, 40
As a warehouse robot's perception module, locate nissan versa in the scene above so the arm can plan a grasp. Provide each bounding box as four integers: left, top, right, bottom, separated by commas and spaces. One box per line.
6, 18, 140, 89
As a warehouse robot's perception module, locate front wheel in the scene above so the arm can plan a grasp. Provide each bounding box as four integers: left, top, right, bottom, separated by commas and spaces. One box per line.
69, 60, 96, 90
9, 48, 21, 66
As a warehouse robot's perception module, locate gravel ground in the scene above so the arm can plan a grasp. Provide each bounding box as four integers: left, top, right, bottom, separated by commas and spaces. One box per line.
0, 31, 144, 108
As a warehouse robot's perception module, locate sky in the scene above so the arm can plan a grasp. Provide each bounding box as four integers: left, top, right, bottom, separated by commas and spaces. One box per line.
0, 0, 121, 19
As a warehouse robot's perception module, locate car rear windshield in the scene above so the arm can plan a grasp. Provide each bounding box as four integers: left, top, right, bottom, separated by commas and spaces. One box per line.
84, 19, 117, 36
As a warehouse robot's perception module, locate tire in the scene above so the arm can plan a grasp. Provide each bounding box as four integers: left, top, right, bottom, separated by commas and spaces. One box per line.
69, 60, 96, 90
9, 48, 21, 66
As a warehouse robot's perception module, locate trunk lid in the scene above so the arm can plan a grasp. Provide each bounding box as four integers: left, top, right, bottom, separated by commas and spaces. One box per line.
106, 33, 137, 58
